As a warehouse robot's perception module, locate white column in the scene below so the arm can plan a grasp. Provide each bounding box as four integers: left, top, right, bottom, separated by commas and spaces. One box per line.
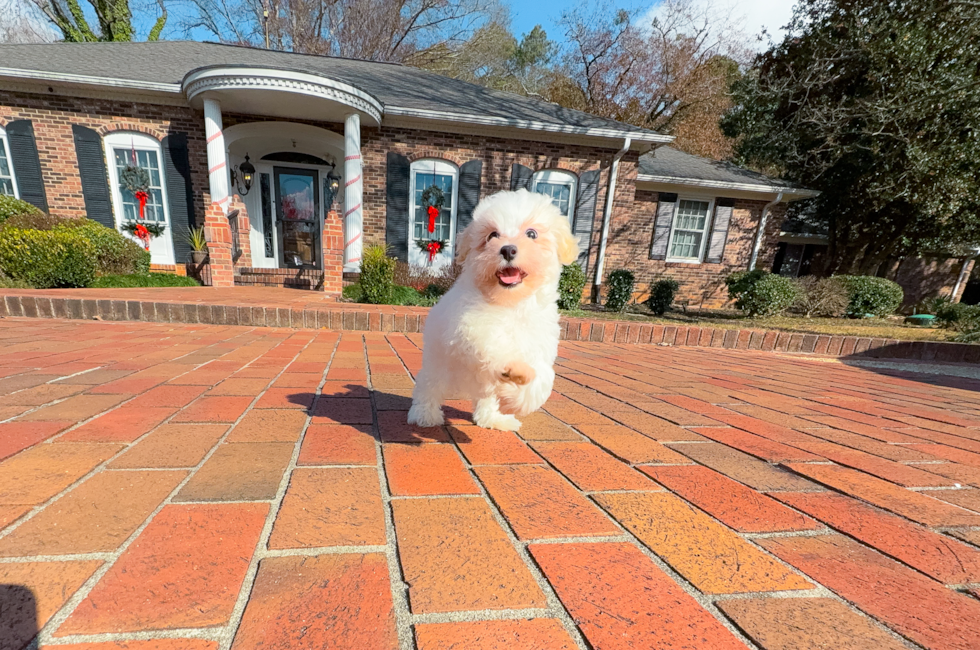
203, 98, 230, 212
343, 112, 363, 271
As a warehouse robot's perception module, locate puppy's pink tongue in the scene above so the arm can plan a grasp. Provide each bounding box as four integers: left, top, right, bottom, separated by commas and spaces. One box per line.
497, 268, 522, 285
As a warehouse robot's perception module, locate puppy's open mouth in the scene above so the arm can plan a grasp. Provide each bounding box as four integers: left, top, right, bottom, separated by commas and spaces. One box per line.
496, 266, 527, 287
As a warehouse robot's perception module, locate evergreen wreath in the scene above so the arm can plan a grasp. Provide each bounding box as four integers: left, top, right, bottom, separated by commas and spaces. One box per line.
120, 165, 151, 194
415, 238, 448, 263
122, 221, 166, 237
420, 184, 445, 211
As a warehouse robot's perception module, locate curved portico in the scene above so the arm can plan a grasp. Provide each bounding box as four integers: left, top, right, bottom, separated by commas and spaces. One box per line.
182, 66, 381, 272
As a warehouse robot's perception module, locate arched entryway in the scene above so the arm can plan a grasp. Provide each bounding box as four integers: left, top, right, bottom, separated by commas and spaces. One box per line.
224, 122, 345, 270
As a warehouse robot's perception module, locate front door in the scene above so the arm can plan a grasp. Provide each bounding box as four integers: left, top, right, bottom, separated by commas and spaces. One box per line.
274, 167, 320, 269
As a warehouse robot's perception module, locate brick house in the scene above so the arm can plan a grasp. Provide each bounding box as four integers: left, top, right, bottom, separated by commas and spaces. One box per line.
0, 40, 814, 303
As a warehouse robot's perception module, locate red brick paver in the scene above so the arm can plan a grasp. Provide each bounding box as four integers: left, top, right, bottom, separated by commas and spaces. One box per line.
3, 317, 980, 649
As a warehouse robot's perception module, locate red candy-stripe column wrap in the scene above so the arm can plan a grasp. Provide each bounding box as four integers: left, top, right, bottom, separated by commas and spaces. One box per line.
203, 98, 230, 212
343, 113, 363, 272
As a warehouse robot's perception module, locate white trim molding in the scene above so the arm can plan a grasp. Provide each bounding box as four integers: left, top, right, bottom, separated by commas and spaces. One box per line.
183, 66, 384, 125
637, 173, 819, 199
0, 67, 182, 94
384, 107, 671, 145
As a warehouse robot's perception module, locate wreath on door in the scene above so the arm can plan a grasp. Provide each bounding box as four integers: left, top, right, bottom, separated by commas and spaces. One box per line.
120, 165, 152, 220
415, 184, 448, 263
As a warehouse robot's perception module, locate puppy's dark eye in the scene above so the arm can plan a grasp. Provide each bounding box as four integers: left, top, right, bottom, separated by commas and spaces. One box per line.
525, 229, 538, 239
487, 231, 499, 241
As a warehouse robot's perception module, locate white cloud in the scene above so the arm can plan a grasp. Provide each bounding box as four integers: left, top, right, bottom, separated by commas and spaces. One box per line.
643, 0, 798, 51
733, 0, 797, 46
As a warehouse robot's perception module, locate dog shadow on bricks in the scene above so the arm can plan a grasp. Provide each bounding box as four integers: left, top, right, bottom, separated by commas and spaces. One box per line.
285, 384, 471, 443
1, 584, 37, 649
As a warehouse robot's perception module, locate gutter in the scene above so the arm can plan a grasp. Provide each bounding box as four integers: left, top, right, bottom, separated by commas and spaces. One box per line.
592, 137, 632, 302
749, 191, 783, 270
636, 173, 819, 198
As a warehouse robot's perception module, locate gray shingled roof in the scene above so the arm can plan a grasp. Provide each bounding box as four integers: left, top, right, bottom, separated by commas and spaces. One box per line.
639, 146, 812, 193
0, 40, 662, 138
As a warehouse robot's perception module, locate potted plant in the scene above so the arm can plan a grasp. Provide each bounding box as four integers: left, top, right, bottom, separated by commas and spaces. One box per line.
189, 226, 208, 264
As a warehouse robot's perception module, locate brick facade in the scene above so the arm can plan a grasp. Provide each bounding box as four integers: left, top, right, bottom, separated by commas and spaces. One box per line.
0, 90, 210, 222
604, 190, 787, 308
2, 90, 778, 304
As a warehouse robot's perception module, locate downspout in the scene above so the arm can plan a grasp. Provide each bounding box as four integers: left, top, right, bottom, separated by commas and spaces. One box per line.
748, 191, 784, 271
592, 137, 632, 302
952, 247, 980, 302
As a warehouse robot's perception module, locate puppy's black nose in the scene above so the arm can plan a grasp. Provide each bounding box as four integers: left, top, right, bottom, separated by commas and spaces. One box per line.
500, 245, 518, 261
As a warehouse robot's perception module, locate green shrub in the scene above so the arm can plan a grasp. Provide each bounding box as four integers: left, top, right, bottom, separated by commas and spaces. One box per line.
89, 273, 200, 288
0, 211, 72, 231
724, 269, 768, 306
604, 269, 635, 312
726, 270, 799, 316
0, 195, 42, 225
359, 244, 397, 304
837, 275, 904, 317
558, 263, 586, 310
342, 282, 365, 302
0, 270, 32, 289
646, 277, 680, 315
935, 301, 980, 331
0, 227, 96, 288
55, 220, 151, 275
791, 276, 850, 317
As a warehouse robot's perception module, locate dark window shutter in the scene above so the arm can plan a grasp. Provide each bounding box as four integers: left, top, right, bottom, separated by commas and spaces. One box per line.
649, 192, 678, 260
573, 169, 600, 270
6, 120, 47, 212
71, 125, 114, 228
705, 197, 735, 264
385, 152, 411, 262
456, 159, 482, 235
162, 133, 195, 264
510, 163, 533, 191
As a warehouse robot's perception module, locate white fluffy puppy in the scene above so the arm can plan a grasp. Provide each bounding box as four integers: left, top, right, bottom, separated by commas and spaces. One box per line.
407, 189, 580, 431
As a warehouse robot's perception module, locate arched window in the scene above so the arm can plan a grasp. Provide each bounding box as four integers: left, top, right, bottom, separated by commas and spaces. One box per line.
532, 169, 576, 224
104, 132, 175, 264
0, 125, 18, 198
410, 159, 458, 267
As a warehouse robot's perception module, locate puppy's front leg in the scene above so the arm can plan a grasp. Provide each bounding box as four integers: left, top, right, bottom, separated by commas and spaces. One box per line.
473, 394, 521, 431
407, 367, 446, 427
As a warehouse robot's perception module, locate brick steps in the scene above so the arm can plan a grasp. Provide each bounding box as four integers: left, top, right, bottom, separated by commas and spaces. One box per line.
1, 291, 977, 362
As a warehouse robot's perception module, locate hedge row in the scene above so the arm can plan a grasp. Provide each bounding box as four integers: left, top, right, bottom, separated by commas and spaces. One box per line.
0, 197, 152, 288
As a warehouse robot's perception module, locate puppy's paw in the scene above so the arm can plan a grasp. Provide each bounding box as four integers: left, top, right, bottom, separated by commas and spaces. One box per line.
407, 403, 445, 427
499, 361, 536, 386
474, 412, 521, 432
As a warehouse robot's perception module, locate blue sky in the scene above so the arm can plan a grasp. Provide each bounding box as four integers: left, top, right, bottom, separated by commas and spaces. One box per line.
504, 0, 797, 49
41, 0, 796, 49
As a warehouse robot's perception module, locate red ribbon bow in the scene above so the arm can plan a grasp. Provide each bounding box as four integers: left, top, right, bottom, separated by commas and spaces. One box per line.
134, 223, 150, 251
427, 205, 438, 233
426, 240, 442, 263
134, 190, 149, 220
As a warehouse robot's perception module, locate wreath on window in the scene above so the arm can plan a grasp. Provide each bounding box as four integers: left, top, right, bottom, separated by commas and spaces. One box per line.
122, 220, 166, 250
416, 184, 447, 262
120, 165, 152, 220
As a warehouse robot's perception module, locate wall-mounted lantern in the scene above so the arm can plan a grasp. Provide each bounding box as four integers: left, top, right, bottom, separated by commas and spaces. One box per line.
231, 154, 255, 196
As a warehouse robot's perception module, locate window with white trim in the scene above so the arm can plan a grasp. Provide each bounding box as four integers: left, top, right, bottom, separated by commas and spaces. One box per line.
667, 197, 714, 262
0, 126, 17, 198
104, 132, 170, 225
410, 159, 457, 243
532, 169, 576, 224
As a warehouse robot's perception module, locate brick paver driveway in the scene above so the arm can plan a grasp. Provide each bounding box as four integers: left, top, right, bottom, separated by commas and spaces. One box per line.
2, 318, 980, 650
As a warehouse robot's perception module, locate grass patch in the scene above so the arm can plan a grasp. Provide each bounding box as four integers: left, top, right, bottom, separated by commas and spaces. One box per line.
560, 305, 951, 342
90, 273, 201, 288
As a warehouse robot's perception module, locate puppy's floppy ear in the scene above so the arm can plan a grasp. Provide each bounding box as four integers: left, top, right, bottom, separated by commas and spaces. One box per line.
552, 213, 581, 265
455, 222, 478, 266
